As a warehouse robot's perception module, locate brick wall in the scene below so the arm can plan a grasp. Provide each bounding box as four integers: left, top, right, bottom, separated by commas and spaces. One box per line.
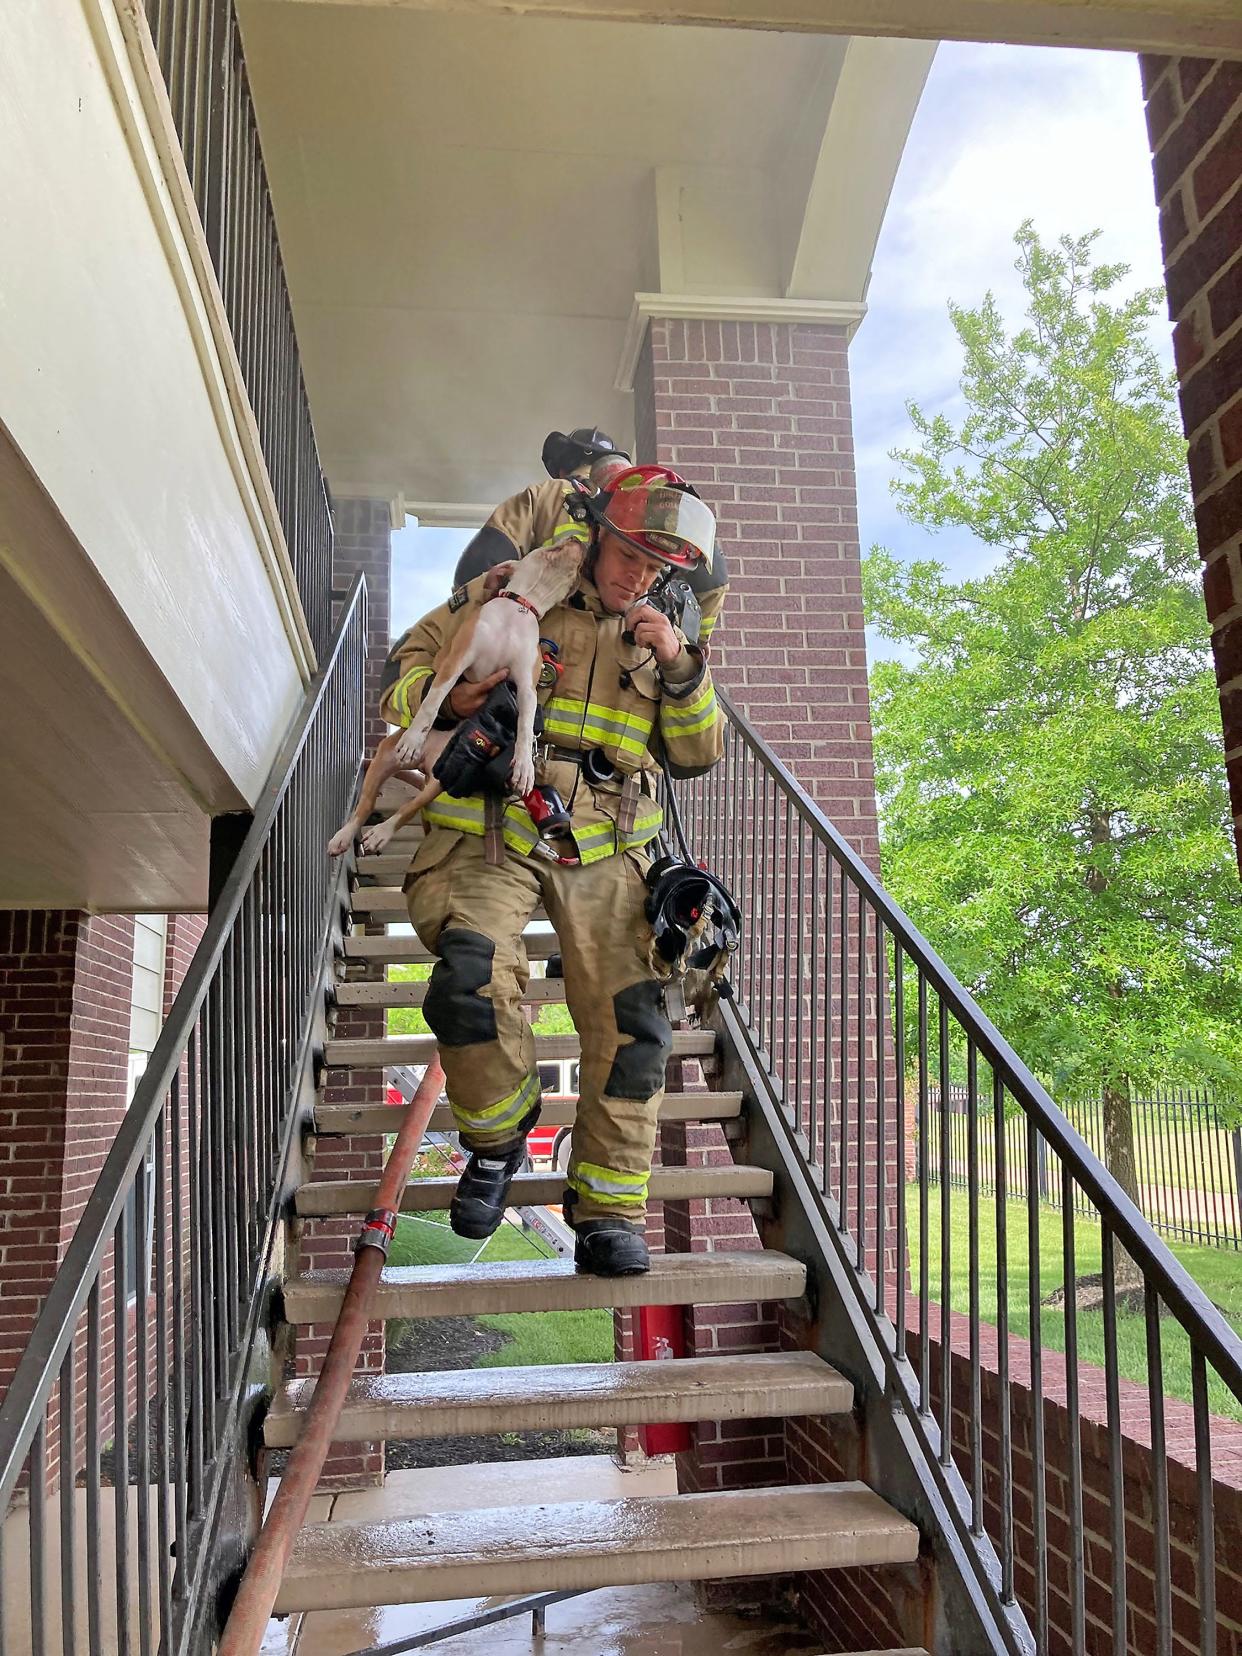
1141, 55, 1242, 873
332, 495, 393, 752
913, 1303, 1242, 1656
0, 912, 82, 1401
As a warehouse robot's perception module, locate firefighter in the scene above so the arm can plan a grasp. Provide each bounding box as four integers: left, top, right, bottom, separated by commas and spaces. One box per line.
381, 466, 723, 1276
455, 427, 730, 647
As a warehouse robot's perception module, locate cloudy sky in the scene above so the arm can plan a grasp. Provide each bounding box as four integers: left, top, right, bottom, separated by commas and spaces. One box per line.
391, 39, 1168, 639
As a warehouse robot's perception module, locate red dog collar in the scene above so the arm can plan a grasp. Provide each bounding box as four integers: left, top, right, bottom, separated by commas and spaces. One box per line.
497, 590, 541, 620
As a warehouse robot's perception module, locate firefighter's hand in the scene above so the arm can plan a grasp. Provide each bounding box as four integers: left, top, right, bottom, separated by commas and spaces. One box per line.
482, 562, 516, 599
627, 604, 682, 666
447, 670, 508, 719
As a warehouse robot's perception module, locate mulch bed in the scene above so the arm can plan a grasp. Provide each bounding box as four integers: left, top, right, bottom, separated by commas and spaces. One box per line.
383, 1314, 615, 1470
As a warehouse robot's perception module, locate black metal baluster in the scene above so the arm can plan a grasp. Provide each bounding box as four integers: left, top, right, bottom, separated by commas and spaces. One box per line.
894, 949, 907, 1360
59, 1344, 78, 1656
938, 995, 952, 1468
855, 889, 866, 1271
1145, 1285, 1172, 1656
1026, 1117, 1048, 1650
30, 1417, 47, 1656
966, 1041, 983, 1533
838, 873, 851, 1233
114, 1215, 131, 1656
134, 1151, 153, 1656
874, 921, 887, 1315
1061, 1163, 1085, 1651
86, 1279, 103, 1656
154, 1110, 174, 1648
1100, 1226, 1127, 1654
917, 972, 930, 1412
1191, 1349, 1217, 1656
992, 1073, 1014, 1604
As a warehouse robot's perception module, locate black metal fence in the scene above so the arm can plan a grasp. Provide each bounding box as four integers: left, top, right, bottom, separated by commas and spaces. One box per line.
0, 580, 367, 1656
142, 0, 334, 659
926, 1085, 1242, 1250
677, 695, 1242, 1656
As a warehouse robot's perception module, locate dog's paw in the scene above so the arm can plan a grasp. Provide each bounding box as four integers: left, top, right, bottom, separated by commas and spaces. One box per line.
393, 723, 426, 768
327, 824, 355, 857
510, 753, 536, 799
359, 820, 395, 855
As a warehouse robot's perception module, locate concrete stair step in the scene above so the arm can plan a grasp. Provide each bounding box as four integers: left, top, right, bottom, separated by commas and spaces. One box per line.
323, 1028, 716, 1069
263, 1350, 851, 1447
336, 976, 566, 1008
355, 852, 423, 879
351, 886, 551, 919
295, 1162, 774, 1217
272, 1482, 919, 1614
343, 933, 557, 965
312, 1088, 743, 1137
283, 1250, 806, 1324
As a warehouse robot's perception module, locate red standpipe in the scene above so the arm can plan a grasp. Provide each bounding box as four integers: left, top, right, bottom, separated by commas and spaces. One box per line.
218, 1056, 446, 1656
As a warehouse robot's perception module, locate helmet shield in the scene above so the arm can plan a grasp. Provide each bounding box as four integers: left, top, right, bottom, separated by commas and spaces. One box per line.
601, 471, 716, 571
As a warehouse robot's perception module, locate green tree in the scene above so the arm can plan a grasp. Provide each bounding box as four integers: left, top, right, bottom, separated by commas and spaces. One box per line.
864, 224, 1242, 1219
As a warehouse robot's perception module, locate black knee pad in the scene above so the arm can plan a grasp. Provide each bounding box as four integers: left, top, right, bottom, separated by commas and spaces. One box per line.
423, 929, 497, 1047
605, 981, 673, 1100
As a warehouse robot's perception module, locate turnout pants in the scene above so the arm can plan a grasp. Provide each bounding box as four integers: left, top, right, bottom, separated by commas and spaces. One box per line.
405, 830, 672, 1224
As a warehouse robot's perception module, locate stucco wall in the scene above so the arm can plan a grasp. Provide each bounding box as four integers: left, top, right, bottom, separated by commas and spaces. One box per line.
0, 0, 307, 806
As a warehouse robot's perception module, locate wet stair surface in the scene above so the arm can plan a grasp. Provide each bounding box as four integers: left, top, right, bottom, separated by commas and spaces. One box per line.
270, 825, 925, 1640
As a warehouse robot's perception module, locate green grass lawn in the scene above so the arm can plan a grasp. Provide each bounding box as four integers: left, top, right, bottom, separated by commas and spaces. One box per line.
386, 1209, 613, 1368
907, 1184, 1242, 1422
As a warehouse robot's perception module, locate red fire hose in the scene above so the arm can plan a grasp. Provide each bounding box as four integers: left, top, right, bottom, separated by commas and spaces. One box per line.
219, 1056, 446, 1655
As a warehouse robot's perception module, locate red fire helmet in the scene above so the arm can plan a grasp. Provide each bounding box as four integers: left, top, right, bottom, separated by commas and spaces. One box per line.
596, 465, 716, 572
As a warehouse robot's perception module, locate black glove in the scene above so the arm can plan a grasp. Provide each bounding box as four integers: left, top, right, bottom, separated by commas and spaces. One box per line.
432, 681, 544, 797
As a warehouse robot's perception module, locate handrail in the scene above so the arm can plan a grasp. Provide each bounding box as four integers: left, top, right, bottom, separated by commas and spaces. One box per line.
0, 576, 367, 1656
677, 688, 1241, 1655
714, 689, 1242, 1394
0, 578, 364, 1497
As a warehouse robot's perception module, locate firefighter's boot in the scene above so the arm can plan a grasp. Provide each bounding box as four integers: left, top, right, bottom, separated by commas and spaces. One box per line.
450, 1143, 529, 1239
572, 1217, 650, 1277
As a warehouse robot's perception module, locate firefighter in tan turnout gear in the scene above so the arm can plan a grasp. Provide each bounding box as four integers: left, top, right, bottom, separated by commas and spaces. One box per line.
381, 466, 723, 1276
455, 428, 730, 645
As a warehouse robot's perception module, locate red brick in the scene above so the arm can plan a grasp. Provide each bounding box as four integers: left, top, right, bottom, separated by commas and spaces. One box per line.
1166, 189, 1242, 317
1180, 327, 1242, 438
1209, 255, 1242, 342
1195, 465, 1242, 556
1222, 396, 1242, 471
1152, 64, 1242, 204
1193, 108, 1242, 219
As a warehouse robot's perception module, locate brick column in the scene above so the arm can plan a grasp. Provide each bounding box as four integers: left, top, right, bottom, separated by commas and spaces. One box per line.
294, 496, 394, 1488
1141, 56, 1242, 874
634, 313, 881, 864
631, 309, 892, 1510
0, 911, 135, 1483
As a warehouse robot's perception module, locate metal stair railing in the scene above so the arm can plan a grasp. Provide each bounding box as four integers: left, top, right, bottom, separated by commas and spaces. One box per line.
675, 691, 1242, 1656
0, 575, 368, 1656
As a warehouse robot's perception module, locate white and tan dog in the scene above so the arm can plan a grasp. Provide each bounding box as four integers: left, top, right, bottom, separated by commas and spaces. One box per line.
358, 538, 585, 854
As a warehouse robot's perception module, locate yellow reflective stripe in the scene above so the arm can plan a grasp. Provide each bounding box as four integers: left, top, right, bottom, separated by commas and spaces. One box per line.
450, 1071, 540, 1134
545, 697, 653, 739
567, 1162, 648, 1205
662, 679, 715, 723
421, 794, 543, 856
699, 612, 718, 639
423, 794, 486, 834
423, 793, 656, 862
666, 706, 717, 738
661, 681, 718, 739
545, 696, 654, 759
391, 665, 434, 725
